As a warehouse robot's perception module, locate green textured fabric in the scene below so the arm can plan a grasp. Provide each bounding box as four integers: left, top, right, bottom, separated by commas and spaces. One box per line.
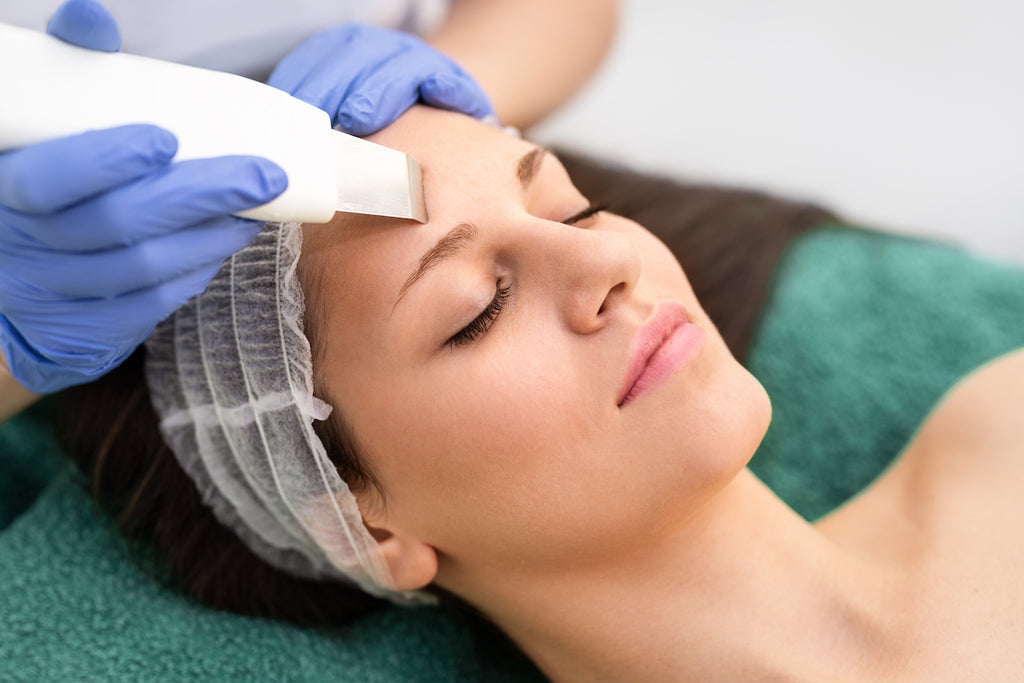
1, 226, 1022, 681
747, 226, 1024, 520
0, 400, 63, 531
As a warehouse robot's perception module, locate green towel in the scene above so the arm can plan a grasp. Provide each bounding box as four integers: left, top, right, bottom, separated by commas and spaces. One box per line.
2, 226, 1023, 681
0, 400, 63, 531
747, 227, 1024, 519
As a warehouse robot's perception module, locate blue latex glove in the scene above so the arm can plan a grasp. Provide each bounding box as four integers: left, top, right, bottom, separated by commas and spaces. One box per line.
0, 0, 287, 393
268, 23, 495, 136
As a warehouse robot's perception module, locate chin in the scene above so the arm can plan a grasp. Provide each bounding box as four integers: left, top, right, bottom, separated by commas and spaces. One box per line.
685, 354, 772, 491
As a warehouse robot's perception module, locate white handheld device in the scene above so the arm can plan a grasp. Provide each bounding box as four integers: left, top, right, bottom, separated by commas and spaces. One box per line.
0, 22, 426, 224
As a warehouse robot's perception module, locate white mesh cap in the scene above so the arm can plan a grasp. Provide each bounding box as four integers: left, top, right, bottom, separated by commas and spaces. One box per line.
144, 221, 432, 606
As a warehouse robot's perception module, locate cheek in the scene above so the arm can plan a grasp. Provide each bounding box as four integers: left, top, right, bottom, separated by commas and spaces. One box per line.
384, 343, 589, 487
349, 332, 624, 557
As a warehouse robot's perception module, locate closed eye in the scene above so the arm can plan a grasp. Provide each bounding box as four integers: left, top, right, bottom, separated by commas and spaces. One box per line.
447, 283, 512, 347
562, 203, 607, 226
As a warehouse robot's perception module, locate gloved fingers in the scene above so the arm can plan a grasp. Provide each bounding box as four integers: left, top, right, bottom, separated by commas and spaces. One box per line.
276, 27, 412, 126
0, 124, 177, 215
3, 216, 262, 299
267, 22, 493, 134
0, 304, 143, 380
338, 48, 494, 135
61, 259, 224, 354
0, 314, 91, 393
21, 156, 285, 251
266, 27, 342, 93
335, 48, 421, 136
46, 0, 121, 52
127, 259, 226, 327
0, 250, 222, 388
419, 72, 495, 120
267, 23, 373, 95
51, 258, 224, 351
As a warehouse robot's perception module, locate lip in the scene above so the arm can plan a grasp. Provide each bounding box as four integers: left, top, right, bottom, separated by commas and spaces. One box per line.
617, 301, 706, 407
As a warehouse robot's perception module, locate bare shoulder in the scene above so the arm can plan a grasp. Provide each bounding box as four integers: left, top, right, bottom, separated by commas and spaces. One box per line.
912, 347, 1024, 458
824, 349, 1024, 671
889, 347, 1024, 524
894, 349, 1024, 657
820, 348, 1024, 538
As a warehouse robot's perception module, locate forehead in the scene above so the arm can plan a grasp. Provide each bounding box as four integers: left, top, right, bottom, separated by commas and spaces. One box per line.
305, 106, 531, 254
368, 106, 530, 195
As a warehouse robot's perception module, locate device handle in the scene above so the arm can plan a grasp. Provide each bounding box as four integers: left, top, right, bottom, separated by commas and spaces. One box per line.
0, 22, 337, 223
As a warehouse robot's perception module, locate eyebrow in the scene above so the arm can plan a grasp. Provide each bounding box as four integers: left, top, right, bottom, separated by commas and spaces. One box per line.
394, 221, 478, 308
392, 146, 548, 309
517, 146, 548, 187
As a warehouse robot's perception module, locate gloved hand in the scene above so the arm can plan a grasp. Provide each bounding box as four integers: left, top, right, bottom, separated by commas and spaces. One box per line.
268, 22, 495, 136
0, 0, 287, 394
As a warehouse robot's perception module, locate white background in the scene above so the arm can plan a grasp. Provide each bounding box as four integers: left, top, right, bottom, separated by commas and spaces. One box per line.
533, 0, 1023, 265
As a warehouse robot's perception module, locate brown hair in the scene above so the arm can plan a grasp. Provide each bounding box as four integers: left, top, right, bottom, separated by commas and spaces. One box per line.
56, 150, 837, 626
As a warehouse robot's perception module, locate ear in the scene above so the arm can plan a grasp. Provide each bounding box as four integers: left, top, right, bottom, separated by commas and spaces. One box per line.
302, 492, 438, 592
363, 523, 439, 592
356, 489, 438, 591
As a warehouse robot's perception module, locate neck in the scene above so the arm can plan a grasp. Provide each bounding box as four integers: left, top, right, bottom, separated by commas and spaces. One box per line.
456, 469, 915, 682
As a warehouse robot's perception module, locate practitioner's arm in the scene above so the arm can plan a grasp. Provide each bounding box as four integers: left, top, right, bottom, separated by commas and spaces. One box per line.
428, 0, 619, 130
0, 354, 40, 425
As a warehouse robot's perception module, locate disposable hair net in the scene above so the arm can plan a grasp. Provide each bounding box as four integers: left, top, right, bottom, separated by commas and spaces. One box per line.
144, 221, 432, 606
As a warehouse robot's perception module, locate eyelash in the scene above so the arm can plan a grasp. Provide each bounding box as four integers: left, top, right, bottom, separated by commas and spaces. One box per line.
445, 203, 605, 348
563, 203, 607, 225
448, 282, 512, 347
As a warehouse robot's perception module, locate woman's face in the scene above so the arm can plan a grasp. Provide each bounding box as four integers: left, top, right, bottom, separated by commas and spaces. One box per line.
300, 107, 770, 589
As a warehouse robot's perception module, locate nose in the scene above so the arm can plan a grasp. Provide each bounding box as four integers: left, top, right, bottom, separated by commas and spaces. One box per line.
531, 222, 641, 335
